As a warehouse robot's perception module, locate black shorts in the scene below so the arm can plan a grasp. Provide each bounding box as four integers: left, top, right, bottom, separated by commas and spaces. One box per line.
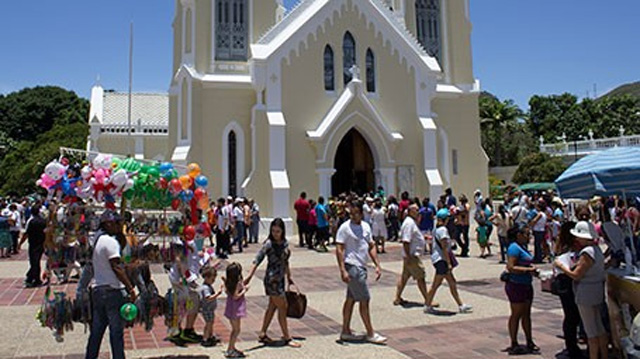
433, 261, 449, 275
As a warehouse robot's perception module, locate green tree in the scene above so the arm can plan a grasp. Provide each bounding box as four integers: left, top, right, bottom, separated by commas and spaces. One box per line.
479, 93, 530, 166
0, 122, 88, 195
0, 86, 88, 142
527, 93, 586, 142
512, 153, 567, 185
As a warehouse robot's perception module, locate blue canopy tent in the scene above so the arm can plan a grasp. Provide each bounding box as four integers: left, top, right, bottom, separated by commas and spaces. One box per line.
555, 146, 640, 261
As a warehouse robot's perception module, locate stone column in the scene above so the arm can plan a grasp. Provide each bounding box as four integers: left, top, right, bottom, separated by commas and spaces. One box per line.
316, 168, 336, 198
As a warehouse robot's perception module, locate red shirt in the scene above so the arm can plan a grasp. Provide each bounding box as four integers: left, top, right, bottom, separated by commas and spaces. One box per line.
294, 198, 310, 221
399, 199, 411, 216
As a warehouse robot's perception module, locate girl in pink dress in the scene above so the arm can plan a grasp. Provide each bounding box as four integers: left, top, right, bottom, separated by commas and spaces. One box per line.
224, 262, 248, 358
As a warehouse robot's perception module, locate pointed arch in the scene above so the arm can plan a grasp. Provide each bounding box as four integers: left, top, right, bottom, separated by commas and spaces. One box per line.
324, 45, 335, 91
365, 48, 376, 93
342, 31, 356, 85
222, 121, 246, 197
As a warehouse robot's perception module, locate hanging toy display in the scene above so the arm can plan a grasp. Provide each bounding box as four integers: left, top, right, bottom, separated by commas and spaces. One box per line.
36, 288, 74, 343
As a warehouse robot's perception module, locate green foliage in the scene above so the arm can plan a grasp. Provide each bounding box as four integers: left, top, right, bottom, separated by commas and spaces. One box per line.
0, 122, 88, 195
527, 93, 640, 142
0, 86, 89, 196
512, 153, 567, 185
479, 93, 536, 167
0, 86, 88, 142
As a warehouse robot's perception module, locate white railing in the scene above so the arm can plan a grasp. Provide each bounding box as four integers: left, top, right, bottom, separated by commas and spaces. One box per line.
540, 134, 640, 156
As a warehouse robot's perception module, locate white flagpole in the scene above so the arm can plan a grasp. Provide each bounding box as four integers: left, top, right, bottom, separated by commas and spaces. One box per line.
127, 21, 134, 156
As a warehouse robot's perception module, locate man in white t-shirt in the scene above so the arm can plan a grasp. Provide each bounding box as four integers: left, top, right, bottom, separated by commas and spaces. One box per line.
8, 204, 22, 254
394, 204, 429, 306
362, 197, 374, 224
336, 200, 387, 345
85, 211, 136, 359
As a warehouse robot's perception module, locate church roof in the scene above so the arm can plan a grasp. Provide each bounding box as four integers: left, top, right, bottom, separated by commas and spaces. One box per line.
102, 92, 168, 127
253, 0, 440, 73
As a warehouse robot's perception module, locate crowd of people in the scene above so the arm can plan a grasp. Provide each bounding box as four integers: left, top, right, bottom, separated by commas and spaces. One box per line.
6, 183, 638, 359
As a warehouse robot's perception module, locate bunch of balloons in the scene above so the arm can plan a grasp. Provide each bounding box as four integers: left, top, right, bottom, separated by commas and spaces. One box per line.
37, 154, 209, 216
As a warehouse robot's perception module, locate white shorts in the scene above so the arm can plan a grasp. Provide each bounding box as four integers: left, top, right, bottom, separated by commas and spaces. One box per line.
372, 223, 388, 238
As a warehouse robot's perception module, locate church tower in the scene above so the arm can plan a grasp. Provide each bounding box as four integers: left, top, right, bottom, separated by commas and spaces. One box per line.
390, 0, 474, 85
171, 0, 283, 76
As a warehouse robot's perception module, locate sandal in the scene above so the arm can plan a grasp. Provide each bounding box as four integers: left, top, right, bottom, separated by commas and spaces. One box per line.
526, 342, 540, 353
283, 337, 301, 348
393, 298, 408, 306
258, 334, 273, 344
506, 345, 528, 355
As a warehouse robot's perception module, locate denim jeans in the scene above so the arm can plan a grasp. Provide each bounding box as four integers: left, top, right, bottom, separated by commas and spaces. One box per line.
249, 219, 260, 243
455, 225, 470, 256
85, 286, 126, 359
533, 231, 545, 263
26, 242, 44, 284
234, 222, 245, 252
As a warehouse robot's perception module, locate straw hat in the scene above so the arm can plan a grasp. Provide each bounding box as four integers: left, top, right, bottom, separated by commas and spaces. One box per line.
570, 221, 596, 240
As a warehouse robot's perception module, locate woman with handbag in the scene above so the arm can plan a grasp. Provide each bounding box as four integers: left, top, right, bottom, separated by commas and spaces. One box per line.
244, 218, 301, 348
553, 221, 584, 358
504, 223, 540, 355
554, 221, 608, 359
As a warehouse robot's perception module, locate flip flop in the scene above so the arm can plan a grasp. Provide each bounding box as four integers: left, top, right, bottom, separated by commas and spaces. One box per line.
283, 338, 301, 348
393, 298, 408, 306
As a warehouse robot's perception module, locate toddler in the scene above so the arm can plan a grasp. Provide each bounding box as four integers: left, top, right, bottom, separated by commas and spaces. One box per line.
199, 266, 223, 347
224, 262, 248, 358
476, 224, 491, 258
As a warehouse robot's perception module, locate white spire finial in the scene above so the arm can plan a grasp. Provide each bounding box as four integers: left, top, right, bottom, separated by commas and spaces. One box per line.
349, 65, 361, 82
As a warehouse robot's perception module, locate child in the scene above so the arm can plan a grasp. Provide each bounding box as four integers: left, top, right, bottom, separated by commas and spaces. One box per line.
199, 266, 223, 347
476, 224, 490, 258
224, 262, 248, 358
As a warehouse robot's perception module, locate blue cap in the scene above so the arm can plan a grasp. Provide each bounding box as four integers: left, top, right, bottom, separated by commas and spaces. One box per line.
436, 208, 450, 220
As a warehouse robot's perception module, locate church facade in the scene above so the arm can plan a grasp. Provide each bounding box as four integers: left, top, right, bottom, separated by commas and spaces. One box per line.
168, 0, 488, 222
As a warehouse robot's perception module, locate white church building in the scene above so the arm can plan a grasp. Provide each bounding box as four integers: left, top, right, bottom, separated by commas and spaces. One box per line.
89, 0, 488, 223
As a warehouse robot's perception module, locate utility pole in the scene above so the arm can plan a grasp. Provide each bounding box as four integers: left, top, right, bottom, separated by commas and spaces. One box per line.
127, 22, 134, 156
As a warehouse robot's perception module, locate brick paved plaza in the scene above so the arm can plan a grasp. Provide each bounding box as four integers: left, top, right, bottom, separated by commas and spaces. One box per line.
0, 243, 570, 359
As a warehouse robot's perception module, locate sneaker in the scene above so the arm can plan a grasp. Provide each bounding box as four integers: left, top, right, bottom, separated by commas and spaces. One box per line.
339, 332, 365, 342
459, 304, 473, 313
180, 329, 203, 343
366, 333, 388, 345
424, 305, 437, 314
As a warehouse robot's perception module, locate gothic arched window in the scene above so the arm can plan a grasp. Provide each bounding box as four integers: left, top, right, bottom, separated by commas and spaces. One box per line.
415, 0, 441, 63
215, 0, 248, 61
343, 32, 356, 85
228, 130, 237, 197
366, 48, 375, 93
324, 45, 335, 91
180, 81, 188, 141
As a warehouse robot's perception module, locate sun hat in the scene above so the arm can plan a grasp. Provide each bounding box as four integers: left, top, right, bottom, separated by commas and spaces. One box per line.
570, 221, 596, 240
436, 208, 450, 220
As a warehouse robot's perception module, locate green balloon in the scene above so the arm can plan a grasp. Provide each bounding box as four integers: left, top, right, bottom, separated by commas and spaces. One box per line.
120, 303, 138, 321
112, 157, 122, 169
148, 167, 160, 178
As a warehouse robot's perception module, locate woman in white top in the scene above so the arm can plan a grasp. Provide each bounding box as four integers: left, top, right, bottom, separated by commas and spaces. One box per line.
371, 199, 388, 253
490, 204, 512, 264
528, 202, 547, 264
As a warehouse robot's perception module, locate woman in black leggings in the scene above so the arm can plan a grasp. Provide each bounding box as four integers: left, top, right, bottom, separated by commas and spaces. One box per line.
554, 221, 583, 358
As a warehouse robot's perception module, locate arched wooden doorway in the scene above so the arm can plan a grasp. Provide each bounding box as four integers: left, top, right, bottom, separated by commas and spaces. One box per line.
332, 128, 375, 196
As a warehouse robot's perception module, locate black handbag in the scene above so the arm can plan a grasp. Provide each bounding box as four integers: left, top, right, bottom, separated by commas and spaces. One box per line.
550, 273, 572, 296
500, 271, 511, 282
285, 284, 307, 319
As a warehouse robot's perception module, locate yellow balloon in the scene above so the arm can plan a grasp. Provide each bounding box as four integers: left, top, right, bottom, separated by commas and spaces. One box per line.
179, 175, 192, 190
187, 163, 201, 178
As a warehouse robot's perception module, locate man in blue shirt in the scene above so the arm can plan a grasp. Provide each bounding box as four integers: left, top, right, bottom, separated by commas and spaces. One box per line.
418, 198, 436, 254
315, 197, 330, 251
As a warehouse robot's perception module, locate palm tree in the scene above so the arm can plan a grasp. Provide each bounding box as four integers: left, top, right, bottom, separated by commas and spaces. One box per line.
479, 96, 523, 166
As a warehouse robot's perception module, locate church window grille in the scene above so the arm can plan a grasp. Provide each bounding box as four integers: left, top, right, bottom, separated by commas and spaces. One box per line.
366, 48, 375, 93
415, 0, 442, 63
215, 0, 248, 61
324, 45, 335, 91
185, 8, 193, 54
343, 32, 356, 85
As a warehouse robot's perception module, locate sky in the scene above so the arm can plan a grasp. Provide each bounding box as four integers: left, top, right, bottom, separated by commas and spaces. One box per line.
0, 1, 638, 109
